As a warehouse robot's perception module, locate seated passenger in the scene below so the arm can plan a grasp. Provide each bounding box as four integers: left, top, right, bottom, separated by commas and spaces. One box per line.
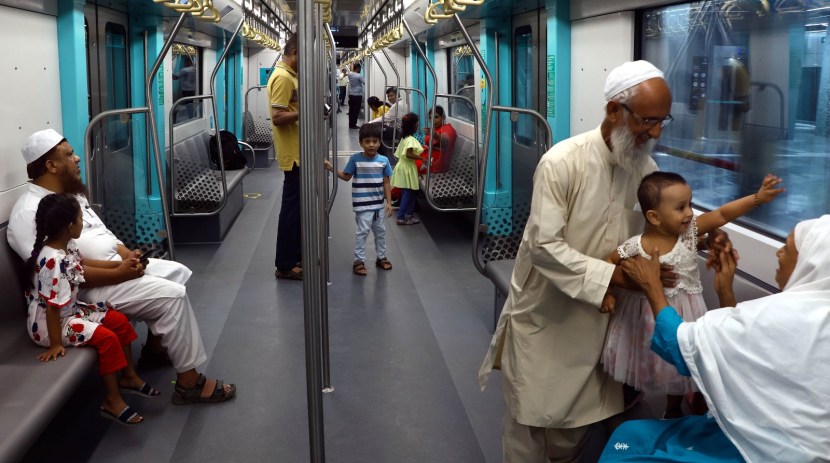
367, 96, 390, 120
418, 105, 457, 174
600, 215, 830, 462
26, 193, 156, 425
371, 87, 409, 150
8, 129, 236, 405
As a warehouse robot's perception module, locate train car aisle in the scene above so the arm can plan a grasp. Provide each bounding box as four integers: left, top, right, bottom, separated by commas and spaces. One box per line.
23, 110, 503, 462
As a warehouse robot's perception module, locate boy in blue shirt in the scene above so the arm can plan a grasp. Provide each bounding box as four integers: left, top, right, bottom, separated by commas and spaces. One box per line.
325, 123, 394, 276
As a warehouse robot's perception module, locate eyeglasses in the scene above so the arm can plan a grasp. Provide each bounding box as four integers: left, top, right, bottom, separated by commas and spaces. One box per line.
619, 103, 674, 129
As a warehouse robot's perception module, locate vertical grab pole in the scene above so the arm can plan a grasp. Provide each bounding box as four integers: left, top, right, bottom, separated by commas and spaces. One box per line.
145, 12, 187, 259
370, 53, 391, 150
380, 48, 401, 156
300, 0, 326, 459
208, 18, 245, 210
401, 19, 437, 199
144, 30, 152, 196
493, 31, 500, 188
324, 23, 339, 215
454, 15, 495, 275
318, 7, 333, 394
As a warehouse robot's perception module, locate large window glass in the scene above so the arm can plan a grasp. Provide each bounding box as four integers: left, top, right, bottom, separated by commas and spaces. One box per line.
449, 45, 476, 122
172, 43, 202, 124
641, 2, 830, 238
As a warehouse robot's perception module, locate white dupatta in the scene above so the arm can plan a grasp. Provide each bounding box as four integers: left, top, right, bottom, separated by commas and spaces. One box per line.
677, 215, 830, 463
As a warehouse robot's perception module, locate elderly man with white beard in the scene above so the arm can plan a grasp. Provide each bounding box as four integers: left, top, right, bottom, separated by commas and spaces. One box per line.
479, 60, 676, 462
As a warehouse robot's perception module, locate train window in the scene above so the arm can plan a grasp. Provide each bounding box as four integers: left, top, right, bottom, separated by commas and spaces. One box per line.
513, 26, 534, 146
640, 2, 830, 238
449, 45, 475, 122
172, 43, 202, 124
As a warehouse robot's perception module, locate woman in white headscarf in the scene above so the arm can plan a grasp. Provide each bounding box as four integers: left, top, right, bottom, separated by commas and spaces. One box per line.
600, 215, 830, 462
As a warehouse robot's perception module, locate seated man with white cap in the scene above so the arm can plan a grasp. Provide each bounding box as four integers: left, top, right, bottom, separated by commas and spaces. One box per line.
478, 61, 675, 461
8, 129, 236, 405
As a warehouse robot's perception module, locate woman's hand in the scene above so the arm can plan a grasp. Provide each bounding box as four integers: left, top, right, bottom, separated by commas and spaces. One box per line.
714, 248, 738, 307
622, 248, 670, 317
38, 345, 66, 362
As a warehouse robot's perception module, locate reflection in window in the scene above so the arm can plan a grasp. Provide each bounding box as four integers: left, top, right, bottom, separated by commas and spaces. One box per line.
641, 2, 830, 237
172, 43, 202, 124
449, 45, 475, 122
514, 26, 533, 146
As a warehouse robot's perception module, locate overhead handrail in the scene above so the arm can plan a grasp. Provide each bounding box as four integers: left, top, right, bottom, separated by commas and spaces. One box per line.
145, 12, 189, 259
452, 15, 494, 274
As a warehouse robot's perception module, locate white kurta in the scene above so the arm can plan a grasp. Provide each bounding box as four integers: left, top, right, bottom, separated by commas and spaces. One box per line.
479, 127, 656, 428
8, 183, 206, 372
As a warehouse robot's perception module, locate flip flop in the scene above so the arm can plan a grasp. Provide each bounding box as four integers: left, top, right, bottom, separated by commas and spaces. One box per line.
100, 405, 143, 426
120, 382, 161, 398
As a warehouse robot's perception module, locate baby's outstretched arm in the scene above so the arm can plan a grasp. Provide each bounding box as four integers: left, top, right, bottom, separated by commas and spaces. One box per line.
696, 174, 784, 235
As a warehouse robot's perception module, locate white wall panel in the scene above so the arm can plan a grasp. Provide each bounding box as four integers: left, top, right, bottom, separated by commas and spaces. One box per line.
570, 12, 634, 135
0, 6, 61, 223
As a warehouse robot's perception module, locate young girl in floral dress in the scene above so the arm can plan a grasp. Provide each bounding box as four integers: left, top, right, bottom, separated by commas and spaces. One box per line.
602, 172, 784, 418
390, 112, 427, 225
25, 193, 159, 426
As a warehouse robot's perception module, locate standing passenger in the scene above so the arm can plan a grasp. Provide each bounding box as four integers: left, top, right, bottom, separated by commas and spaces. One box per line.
337, 67, 348, 111
267, 33, 303, 280
478, 61, 673, 461
390, 113, 427, 226
324, 123, 394, 276
347, 63, 365, 129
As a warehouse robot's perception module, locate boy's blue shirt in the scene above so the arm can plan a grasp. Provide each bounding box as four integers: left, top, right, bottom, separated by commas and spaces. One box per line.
343, 151, 392, 212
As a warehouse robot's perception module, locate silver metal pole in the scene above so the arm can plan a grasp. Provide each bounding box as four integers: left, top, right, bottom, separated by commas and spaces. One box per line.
400, 20, 437, 209
299, 0, 326, 458
85, 107, 150, 208
317, 6, 332, 394
454, 15, 494, 275
370, 53, 391, 151
380, 49, 400, 154
146, 12, 187, 259
324, 24, 339, 215
493, 31, 500, 188
208, 18, 245, 206
144, 30, 152, 195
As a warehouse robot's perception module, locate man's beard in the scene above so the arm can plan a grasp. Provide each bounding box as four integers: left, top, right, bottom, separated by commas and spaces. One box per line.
61, 166, 88, 196
609, 125, 655, 173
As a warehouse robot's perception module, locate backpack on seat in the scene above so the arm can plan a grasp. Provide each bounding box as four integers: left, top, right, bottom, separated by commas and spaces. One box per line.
209, 130, 248, 170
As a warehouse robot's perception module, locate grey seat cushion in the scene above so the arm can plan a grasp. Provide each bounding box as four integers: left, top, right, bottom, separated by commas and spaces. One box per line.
420, 135, 477, 208
0, 227, 96, 463
172, 131, 246, 213
483, 258, 515, 297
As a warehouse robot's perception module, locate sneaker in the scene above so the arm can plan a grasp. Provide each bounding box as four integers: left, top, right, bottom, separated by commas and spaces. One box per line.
390, 198, 400, 209
622, 384, 643, 412
275, 267, 303, 280
396, 217, 420, 225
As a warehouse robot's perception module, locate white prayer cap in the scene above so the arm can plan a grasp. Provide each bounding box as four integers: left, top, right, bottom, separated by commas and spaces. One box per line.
604, 60, 665, 101
21, 129, 65, 164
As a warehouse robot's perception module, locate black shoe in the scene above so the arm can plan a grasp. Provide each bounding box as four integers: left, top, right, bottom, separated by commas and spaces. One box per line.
623, 384, 643, 412
136, 344, 173, 369
349, 125, 359, 129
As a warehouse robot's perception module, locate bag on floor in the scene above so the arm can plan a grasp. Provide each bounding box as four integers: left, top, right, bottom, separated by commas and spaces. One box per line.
209, 130, 248, 170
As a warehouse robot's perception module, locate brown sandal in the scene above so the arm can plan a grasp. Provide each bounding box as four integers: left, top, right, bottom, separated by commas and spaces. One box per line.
172, 374, 236, 405
353, 260, 368, 276
376, 258, 392, 270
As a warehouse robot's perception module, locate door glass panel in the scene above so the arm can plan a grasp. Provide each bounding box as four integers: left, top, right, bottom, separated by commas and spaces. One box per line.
104, 22, 129, 150
172, 43, 202, 124
514, 26, 533, 146
450, 45, 475, 122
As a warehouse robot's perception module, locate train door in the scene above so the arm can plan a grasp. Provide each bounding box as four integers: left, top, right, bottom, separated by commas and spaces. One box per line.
511, 10, 547, 205
84, 4, 138, 245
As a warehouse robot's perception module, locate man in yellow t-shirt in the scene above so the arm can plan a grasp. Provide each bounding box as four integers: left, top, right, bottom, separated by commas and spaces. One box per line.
267, 33, 302, 280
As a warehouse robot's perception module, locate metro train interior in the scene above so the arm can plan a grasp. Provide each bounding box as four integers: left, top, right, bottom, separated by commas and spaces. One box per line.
0, 0, 827, 461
